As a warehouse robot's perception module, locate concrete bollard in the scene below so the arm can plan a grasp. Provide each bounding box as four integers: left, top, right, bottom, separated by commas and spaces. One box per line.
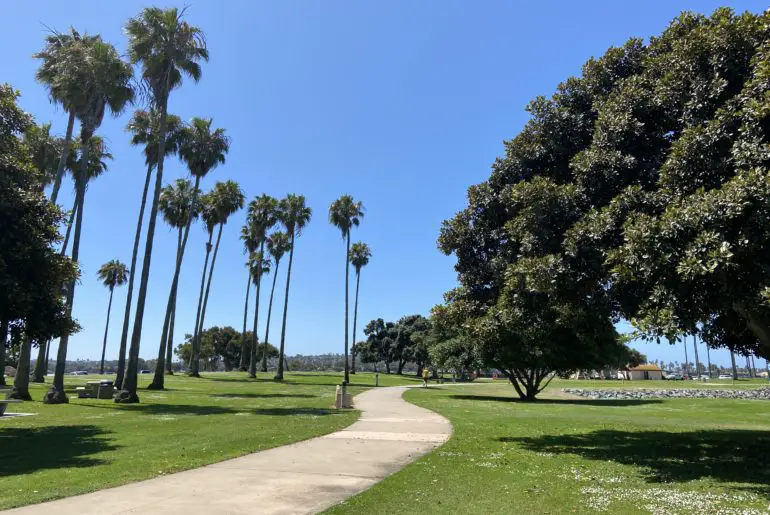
375, 373, 379, 387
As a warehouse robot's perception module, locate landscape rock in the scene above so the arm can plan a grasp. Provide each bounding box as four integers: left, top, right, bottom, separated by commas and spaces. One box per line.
562, 387, 770, 401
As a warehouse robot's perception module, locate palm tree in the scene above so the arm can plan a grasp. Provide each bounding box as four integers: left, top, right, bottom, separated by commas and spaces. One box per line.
238, 223, 259, 371
119, 7, 208, 403
262, 232, 290, 372
33, 28, 101, 204
245, 195, 279, 378
328, 195, 364, 384
250, 250, 271, 375
275, 194, 312, 381
96, 260, 129, 374
23, 122, 62, 192
186, 192, 218, 378
44, 40, 134, 404
34, 137, 112, 384
348, 242, 371, 375
115, 110, 183, 389
192, 180, 244, 374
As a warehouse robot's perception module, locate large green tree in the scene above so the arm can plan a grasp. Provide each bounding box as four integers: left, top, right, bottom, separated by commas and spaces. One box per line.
348, 242, 371, 374
96, 259, 128, 374
119, 7, 208, 403
44, 39, 134, 404
328, 195, 364, 384
262, 231, 290, 372
274, 194, 312, 381
116, 109, 183, 389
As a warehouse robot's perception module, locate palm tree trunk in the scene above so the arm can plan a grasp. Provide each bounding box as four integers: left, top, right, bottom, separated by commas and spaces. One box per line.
44, 135, 89, 404
166, 292, 176, 374
49, 110, 75, 205
683, 337, 689, 377
692, 334, 700, 377
195, 223, 224, 366
189, 227, 213, 377
115, 163, 153, 390
44, 337, 51, 371
351, 269, 361, 375
275, 231, 296, 381
149, 226, 183, 387
99, 288, 115, 375
730, 351, 738, 379
32, 339, 48, 383
262, 259, 280, 372
249, 241, 265, 378
117, 89, 171, 404
61, 198, 77, 255
10, 334, 33, 400
706, 343, 712, 378
343, 233, 351, 384
0, 320, 7, 386
239, 273, 251, 372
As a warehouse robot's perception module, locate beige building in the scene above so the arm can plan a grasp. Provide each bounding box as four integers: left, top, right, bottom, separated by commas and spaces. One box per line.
624, 364, 663, 380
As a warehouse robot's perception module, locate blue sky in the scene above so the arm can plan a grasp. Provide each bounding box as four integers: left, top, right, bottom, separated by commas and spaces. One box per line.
4, 0, 769, 370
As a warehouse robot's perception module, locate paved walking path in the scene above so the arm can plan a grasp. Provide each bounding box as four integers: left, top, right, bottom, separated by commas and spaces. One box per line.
4, 386, 451, 515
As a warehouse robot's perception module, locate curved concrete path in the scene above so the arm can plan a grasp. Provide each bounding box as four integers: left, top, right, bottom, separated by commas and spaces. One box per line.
4, 386, 451, 515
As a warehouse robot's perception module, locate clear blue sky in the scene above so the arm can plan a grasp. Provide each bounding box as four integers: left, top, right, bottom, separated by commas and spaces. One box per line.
3, 1, 768, 370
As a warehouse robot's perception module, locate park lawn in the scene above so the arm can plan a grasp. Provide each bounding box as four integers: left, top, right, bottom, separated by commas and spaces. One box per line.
0, 371, 420, 510
328, 380, 770, 514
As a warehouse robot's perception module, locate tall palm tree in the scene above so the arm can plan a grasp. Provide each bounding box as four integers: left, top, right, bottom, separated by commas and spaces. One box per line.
116, 110, 183, 389
275, 194, 312, 381
245, 195, 278, 378
186, 192, 217, 378
192, 180, 244, 374
238, 222, 259, 371
328, 195, 364, 384
348, 242, 371, 375
119, 7, 208, 403
147, 118, 228, 389
262, 231, 290, 372
96, 260, 129, 374
34, 137, 112, 384
33, 28, 101, 204
692, 334, 701, 377
250, 250, 271, 376
44, 40, 134, 404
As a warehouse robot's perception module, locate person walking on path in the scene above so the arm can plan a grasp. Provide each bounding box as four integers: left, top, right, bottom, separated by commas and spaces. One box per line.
422, 367, 430, 388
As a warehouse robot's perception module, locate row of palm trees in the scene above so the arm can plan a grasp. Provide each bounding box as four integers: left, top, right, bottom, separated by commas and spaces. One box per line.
13, 7, 375, 403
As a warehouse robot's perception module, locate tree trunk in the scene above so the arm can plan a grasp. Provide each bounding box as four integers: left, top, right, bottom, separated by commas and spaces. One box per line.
249, 240, 265, 378
195, 223, 224, 368
149, 221, 189, 389
10, 334, 32, 400
0, 320, 6, 386
44, 337, 51, 371
730, 351, 738, 380
351, 269, 361, 375
115, 162, 153, 390
61, 198, 77, 256
733, 301, 770, 360
692, 334, 700, 377
99, 288, 115, 375
166, 283, 177, 375
189, 222, 212, 377
116, 87, 171, 404
275, 231, 296, 381
397, 359, 405, 375
44, 133, 90, 404
32, 339, 48, 383
385, 362, 390, 374
239, 273, 251, 372
343, 233, 351, 384
706, 343, 712, 378
683, 337, 689, 377
49, 110, 75, 205
262, 258, 280, 372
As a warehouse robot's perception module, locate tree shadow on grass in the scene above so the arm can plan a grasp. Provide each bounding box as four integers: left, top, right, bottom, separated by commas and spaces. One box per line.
210, 393, 316, 399
0, 425, 117, 476
505, 429, 770, 497
250, 407, 342, 416
81, 403, 238, 416
450, 394, 662, 407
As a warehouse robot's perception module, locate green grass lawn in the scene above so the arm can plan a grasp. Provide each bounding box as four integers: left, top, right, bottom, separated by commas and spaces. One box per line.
328, 380, 770, 514
0, 371, 420, 510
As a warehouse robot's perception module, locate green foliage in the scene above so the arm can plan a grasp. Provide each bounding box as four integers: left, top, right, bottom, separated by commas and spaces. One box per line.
96, 259, 128, 290
175, 326, 279, 372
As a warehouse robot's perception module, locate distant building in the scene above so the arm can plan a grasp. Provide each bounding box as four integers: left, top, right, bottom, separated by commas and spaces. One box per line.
625, 364, 662, 380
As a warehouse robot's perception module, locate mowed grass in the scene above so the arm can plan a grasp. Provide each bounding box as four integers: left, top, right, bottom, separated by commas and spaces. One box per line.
0, 371, 420, 510
329, 379, 770, 514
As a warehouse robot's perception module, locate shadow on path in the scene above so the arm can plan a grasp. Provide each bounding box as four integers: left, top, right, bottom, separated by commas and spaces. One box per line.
450, 394, 662, 407
506, 429, 770, 497
0, 425, 117, 477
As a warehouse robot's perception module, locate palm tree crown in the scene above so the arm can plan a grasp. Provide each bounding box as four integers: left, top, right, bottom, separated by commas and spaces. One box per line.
211, 180, 245, 225
199, 191, 220, 236
97, 259, 129, 291
125, 7, 208, 103
249, 251, 272, 285
246, 194, 279, 242
23, 122, 62, 189
349, 242, 372, 273
267, 231, 291, 263
126, 109, 184, 167
279, 194, 313, 236
71, 136, 112, 185
178, 117, 230, 179
159, 178, 200, 229
329, 195, 364, 238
